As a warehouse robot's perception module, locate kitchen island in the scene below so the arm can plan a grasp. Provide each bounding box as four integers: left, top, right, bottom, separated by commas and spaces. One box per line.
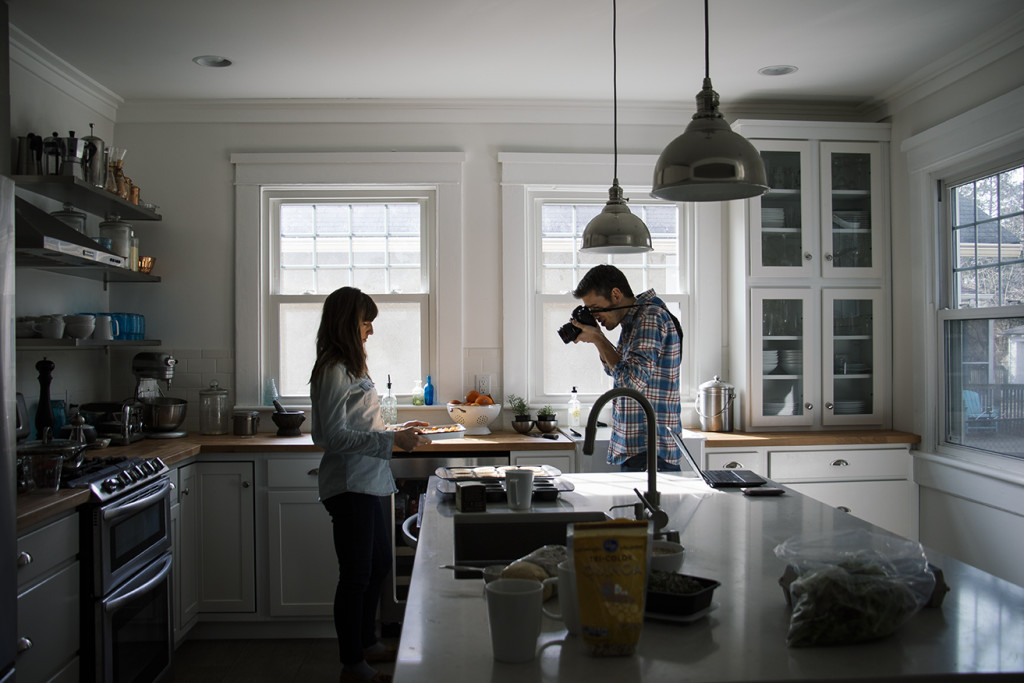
395, 472, 1024, 682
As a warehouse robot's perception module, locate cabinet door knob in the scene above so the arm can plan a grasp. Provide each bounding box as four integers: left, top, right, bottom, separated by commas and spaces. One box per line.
724, 461, 743, 469
824, 252, 834, 262
16, 551, 32, 568
803, 252, 813, 261
804, 402, 813, 411
16, 637, 32, 653
242, 481, 251, 488
182, 487, 190, 496
308, 468, 319, 476
837, 506, 852, 513
831, 459, 850, 467
825, 402, 834, 410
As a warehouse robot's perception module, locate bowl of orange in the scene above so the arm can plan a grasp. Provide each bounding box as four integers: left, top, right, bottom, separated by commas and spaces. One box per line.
447, 391, 502, 435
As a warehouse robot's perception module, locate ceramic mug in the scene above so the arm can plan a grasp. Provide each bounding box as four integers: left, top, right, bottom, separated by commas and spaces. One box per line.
505, 469, 534, 510
35, 316, 65, 339
485, 578, 543, 663
541, 560, 581, 636
94, 315, 119, 341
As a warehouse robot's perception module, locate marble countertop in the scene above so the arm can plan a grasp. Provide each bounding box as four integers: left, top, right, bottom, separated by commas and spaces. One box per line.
394, 472, 1024, 682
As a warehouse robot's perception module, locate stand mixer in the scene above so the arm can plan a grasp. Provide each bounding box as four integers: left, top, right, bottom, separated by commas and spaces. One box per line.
132, 352, 188, 438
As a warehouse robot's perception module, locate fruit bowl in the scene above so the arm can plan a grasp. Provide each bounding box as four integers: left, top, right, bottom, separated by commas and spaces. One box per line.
446, 402, 501, 435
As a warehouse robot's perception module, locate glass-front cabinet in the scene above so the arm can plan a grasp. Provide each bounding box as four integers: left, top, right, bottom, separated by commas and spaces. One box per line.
750, 288, 885, 428
749, 139, 885, 280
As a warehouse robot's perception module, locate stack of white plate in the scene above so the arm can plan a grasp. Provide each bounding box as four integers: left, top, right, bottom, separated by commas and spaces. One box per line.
844, 362, 870, 374
762, 207, 785, 227
763, 349, 779, 374
780, 350, 803, 374
833, 211, 870, 229
833, 400, 866, 415
763, 402, 789, 415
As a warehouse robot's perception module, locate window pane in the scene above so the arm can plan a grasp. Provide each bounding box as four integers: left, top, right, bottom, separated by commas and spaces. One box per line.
542, 302, 618, 395
279, 301, 423, 400
944, 316, 1024, 457
281, 205, 314, 236
316, 205, 350, 235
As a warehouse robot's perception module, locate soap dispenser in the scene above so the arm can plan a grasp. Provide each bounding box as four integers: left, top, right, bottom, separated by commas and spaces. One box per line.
380, 375, 398, 426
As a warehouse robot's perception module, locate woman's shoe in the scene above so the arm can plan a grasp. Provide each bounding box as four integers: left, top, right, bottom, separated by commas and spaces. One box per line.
364, 643, 398, 663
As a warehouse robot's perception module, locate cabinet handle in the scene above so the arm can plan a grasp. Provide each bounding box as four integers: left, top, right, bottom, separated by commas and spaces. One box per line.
182, 487, 190, 496
825, 402, 834, 410
16, 637, 32, 654
169, 482, 176, 490
242, 481, 251, 488
804, 402, 813, 411
308, 468, 319, 476
831, 459, 850, 467
803, 252, 813, 261
16, 551, 32, 568
724, 461, 744, 469
837, 506, 852, 513
824, 252, 834, 262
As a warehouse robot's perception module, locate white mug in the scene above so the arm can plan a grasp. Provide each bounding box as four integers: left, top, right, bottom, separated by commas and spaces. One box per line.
505, 469, 534, 510
542, 559, 581, 636
35, 317, 65, 339
94, 315, 119, 341
485, 578, 543, 663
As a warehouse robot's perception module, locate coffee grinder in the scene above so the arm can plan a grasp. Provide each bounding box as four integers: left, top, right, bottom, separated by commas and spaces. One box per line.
132, 352, 188, 438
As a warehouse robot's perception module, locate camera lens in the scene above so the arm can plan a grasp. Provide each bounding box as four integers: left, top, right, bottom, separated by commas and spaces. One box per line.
557, 321, 581, 344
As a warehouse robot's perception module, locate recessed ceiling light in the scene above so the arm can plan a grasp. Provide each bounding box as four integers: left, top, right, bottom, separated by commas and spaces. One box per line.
192, 55, 232, 68
758, 65, 798, 77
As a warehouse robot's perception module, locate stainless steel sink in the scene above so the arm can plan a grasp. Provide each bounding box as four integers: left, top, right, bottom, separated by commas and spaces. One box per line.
452, 510, 610, 576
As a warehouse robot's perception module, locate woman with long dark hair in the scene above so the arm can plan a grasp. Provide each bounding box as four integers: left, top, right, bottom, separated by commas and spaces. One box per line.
310, 286, 428, 683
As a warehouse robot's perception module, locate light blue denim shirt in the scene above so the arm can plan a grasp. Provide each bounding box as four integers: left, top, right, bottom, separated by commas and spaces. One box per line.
311, 363, 397, 500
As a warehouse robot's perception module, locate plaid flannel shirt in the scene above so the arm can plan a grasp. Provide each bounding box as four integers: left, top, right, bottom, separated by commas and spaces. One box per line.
604, 289, 683, 466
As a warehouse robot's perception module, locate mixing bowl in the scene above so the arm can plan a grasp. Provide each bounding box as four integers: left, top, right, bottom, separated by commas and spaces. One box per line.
446, 402, 501, 435
140, 397, 187, 432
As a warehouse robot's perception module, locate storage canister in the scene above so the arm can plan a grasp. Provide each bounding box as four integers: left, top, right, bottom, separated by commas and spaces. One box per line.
99, 215, 132, 260
232, 410, 260, 437
199, 380, 230, 435
695, 375, 734, 432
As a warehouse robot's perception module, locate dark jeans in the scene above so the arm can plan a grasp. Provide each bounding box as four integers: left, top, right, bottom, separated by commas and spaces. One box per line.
620, 453, 681, 472
322, 492, 392, 666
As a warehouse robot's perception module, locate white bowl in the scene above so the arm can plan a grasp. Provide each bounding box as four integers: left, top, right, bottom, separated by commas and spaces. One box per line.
650, 540, 685, 573
446, 402, 501, 435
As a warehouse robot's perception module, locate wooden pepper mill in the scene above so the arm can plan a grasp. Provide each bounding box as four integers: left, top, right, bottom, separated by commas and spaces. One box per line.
35, 357, 55, 441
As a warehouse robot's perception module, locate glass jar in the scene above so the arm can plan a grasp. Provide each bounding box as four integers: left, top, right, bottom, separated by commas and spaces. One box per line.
199, 380, 230, 435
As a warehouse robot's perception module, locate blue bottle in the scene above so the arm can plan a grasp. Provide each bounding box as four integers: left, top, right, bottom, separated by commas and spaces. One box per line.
424, 376, 435, 406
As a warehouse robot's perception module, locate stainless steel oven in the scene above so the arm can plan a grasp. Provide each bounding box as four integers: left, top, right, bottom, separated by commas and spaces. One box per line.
71, 457, 173, 683
381, 453, 509, 631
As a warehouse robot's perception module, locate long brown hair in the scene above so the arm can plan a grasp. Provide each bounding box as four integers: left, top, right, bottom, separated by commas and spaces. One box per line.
309, 286, 378, 384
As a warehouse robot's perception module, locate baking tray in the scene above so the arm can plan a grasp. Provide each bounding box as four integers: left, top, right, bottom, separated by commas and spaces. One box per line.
434, 464, 562, 481
435, 477, 573, 502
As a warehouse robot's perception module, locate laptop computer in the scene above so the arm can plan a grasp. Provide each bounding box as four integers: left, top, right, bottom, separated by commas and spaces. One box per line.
671, 431, 768, 488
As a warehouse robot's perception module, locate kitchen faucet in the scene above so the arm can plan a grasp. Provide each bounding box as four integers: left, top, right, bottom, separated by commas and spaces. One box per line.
584, 387, 673, 539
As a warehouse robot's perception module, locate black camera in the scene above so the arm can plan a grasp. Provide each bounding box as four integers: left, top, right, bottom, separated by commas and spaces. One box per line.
557, 305, 597, 343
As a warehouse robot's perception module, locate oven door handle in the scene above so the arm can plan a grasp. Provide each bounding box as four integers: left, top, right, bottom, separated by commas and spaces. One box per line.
105, 553, 173, 613
102, 478, 171, 523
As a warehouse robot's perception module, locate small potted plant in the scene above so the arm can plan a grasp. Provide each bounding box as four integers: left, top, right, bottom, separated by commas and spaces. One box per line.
536, 405, 558, 433
506, 394, 533, 434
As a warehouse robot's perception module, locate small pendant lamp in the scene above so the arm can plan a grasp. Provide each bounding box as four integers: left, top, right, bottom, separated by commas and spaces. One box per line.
651, 0, 768, 202
581, 0, 653, 254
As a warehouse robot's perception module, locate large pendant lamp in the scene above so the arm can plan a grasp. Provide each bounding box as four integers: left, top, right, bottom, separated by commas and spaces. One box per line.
580, 0, 653, 254
651, 0, 768, 202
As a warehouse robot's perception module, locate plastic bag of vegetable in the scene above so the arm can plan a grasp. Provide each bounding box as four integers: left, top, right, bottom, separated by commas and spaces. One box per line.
774, 529, 936, 647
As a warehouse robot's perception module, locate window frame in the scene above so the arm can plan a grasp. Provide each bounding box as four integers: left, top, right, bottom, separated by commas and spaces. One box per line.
500, 152, 695, 410
232, 152, 465, 407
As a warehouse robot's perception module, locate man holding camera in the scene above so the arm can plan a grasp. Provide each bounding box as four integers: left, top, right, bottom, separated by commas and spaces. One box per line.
569, 264, 683, 471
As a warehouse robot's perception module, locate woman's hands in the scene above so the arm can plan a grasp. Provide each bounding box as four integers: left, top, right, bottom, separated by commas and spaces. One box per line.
394, 420, 430, 451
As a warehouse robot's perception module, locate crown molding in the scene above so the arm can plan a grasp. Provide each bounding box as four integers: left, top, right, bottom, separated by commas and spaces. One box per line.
9, 26, 122, 122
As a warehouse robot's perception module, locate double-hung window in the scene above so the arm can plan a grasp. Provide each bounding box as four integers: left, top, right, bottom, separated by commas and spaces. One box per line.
940, 162, 1024, 457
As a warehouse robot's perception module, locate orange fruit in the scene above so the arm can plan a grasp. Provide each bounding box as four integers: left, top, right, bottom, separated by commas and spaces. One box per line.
466, 390, 481, 404
475, 395, 494, 405
450, 399, 462, 404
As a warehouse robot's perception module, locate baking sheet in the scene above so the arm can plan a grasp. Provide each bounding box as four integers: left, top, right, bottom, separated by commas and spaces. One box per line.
434, 464, 562, 481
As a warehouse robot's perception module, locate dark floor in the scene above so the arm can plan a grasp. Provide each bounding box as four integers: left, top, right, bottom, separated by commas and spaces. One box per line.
165, 638, 397, 683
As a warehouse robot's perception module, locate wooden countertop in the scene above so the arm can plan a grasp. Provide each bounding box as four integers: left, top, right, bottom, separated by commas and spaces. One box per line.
16, 429, 574, 532
697, 429, 920, 448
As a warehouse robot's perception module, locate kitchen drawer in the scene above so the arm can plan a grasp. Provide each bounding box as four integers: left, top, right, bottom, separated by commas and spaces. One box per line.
769, 447, 909, 482
787, 480, 914, 538
268, 457, 322, 488
17, 512, 79, 589
706, 449, 767, 476
16, 562, 80, 683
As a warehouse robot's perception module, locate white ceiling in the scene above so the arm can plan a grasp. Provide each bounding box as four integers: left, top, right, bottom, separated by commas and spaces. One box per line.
8, 0, 1024, 109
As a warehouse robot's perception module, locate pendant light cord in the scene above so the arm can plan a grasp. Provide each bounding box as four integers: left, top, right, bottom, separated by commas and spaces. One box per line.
703, 0, 710, 80
612, 0, 619, 183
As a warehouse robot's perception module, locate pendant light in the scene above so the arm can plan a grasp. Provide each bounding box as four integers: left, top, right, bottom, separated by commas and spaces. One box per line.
651, 0, 768, 202
581, 0, 653, 254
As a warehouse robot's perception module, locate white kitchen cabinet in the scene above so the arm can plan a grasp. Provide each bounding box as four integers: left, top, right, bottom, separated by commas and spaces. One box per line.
194, 461, 256, 613
750, 288, 887, 429
266, 457, 336, 616
767, 445, 916, 539
171, 463, 198, 642
705, 449, 767, 476
16, 512, 79, 683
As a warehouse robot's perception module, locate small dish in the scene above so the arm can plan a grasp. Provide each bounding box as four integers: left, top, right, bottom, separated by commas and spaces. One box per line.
645, 601, 719, 624
418, 424, 466, 440
645, 571, 720, 616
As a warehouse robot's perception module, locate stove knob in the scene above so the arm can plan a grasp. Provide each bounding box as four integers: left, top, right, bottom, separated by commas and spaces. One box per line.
118, 471, 133, 485
102, 478, 120, 493
133, 465, 147, 479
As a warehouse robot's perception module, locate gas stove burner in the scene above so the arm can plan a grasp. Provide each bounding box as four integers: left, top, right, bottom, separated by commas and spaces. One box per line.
146, 431, 187, 439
